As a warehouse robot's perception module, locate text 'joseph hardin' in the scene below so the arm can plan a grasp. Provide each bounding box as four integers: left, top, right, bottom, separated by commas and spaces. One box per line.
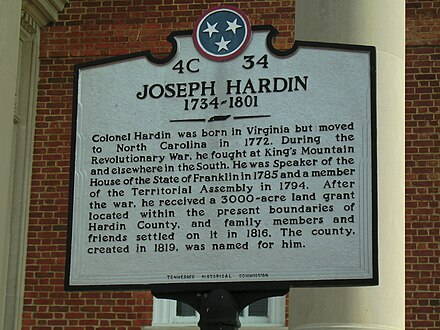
136, 76, 308, 99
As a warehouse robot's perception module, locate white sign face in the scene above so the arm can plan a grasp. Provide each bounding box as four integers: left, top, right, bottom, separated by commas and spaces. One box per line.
67, 7, 377, 289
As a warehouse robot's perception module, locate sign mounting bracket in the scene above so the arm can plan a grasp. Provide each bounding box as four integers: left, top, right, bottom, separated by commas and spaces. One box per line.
152, 287, 289, 330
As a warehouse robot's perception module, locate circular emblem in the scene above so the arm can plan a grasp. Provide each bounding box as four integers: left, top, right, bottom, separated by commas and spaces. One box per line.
193, 6, 251, 62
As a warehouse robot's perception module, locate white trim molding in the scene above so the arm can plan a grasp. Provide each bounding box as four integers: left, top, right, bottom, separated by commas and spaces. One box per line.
21, 0, 69, 27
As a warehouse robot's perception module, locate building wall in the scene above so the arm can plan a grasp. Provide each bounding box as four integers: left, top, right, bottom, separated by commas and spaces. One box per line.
405, 1, 440, 329
19, 0, 438, 329
0, 0, 22, 328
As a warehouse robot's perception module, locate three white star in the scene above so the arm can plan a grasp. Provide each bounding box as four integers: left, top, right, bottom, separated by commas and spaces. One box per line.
215, 36, 231, 51
202, 17, 244, 53
225, 19, 242, 34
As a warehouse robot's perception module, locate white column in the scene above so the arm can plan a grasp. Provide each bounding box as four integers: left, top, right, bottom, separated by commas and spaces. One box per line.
289, 1, 405, 330
0, 0, 22, 327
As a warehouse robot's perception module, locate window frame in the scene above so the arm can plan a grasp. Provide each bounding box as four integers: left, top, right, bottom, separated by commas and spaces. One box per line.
152, 296, 285, 327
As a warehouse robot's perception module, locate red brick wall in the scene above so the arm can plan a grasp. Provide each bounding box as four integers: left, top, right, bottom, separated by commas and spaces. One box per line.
24, 0, 440, 329
24, 1, 294, 329
405, 1, 440, 329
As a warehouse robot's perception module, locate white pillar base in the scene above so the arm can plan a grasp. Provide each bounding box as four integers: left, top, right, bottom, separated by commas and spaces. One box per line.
294, 325, 401, 330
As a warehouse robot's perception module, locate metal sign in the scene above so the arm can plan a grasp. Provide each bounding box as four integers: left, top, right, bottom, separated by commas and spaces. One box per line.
66, 6, 377, 291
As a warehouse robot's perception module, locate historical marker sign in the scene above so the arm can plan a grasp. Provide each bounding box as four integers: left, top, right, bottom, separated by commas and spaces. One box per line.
66, 6, 377, 290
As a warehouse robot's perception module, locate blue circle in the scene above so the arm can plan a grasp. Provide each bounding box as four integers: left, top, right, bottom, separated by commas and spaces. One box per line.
196, 9, 248, 58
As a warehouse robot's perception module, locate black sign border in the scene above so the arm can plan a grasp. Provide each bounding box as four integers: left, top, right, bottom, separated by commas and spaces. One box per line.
65, 25, 378, 292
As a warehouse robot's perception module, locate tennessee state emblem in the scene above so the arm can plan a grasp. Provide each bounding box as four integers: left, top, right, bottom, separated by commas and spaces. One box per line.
193, 6, 252, 62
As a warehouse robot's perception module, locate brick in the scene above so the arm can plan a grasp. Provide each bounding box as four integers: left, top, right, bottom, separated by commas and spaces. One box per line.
21, 0, 439, 329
